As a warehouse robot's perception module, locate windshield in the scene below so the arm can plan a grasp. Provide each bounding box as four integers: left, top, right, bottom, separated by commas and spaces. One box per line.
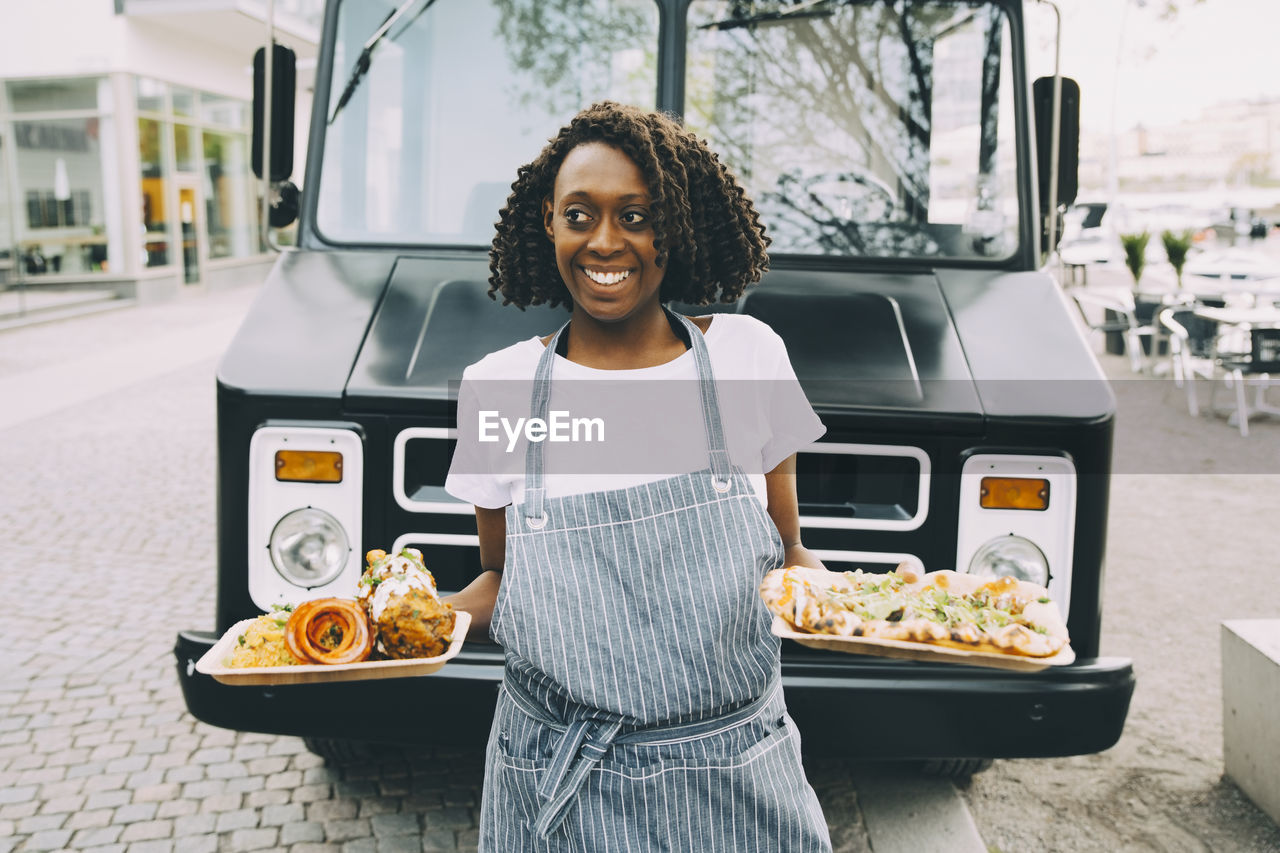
316, 0, 1022, 261
685, 0, 1021, 260
316, 0, 659, 245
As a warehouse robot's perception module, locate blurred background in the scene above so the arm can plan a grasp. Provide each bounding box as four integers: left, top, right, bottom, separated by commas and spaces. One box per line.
0, 0, 324, 315
0, 0, 1275, 310
1025, 0, 1280, 282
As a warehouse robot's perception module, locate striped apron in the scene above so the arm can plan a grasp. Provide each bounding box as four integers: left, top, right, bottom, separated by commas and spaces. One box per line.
480, 310, 832, 851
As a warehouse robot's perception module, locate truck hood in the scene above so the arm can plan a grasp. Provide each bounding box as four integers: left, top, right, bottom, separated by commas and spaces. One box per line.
343, 257, 1111, 428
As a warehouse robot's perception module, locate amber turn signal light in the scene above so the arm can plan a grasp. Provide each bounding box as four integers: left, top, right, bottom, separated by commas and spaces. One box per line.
275, 450, 343, 483
979, 477, 1049, 511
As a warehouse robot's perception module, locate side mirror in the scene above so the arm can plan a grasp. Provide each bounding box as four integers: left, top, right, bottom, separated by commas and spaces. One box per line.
1032, 76, 1080, 215
268, 181, 300, 228
252, 43, 296, 182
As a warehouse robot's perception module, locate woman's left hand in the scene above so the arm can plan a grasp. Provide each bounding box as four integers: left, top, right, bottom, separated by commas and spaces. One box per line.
765, 454, 825, 571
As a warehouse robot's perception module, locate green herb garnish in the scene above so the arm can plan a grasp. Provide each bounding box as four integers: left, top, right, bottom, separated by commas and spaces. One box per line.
324, 624, 343, 647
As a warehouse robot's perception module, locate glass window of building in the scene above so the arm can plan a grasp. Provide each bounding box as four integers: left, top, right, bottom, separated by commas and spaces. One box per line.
200, 93, 247, 130
174, 123, 196, 173
0, 137, 12, 285
7, 78, 103, 113
129, 76, 262, 271
136, 77, 167, 114
3, 74, 263, 282
172, 87, 195, 118
139, 117, 173, 268
5, 78, 119, 277
202, 131, 255, 259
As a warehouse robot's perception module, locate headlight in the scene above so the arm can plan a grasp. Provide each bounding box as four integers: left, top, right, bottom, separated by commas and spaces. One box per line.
269, 507, 350, 587
968, 534, 1050, 586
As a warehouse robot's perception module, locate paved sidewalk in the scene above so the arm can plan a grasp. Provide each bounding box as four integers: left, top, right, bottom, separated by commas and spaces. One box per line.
0, 288, 128, 331
0, 284, 260, 383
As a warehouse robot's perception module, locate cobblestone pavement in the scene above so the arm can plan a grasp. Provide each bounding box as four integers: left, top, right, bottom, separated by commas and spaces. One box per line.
0, 288, 874, 853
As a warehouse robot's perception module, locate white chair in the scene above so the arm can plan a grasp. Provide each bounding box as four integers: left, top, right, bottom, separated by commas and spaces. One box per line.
1159, 306, 1219, 416
1218, 328, 1280, 437
1160, 306, 1279, 435
1069, 288, 1158, 373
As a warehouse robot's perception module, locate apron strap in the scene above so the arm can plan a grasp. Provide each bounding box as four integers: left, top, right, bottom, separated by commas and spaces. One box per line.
522, 318, 570, 525
521, 307, 734, 523
666, 308, 733, 487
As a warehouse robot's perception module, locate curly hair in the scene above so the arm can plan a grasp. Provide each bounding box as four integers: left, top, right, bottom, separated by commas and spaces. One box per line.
488, 101, 770, 310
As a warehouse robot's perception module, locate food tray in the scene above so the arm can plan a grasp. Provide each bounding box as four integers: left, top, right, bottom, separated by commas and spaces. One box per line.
771, 615, 1075, 672
196, 610, 470, 685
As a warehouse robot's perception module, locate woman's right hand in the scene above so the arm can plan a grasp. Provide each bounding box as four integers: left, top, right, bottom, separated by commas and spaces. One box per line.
439, 505, 507, 639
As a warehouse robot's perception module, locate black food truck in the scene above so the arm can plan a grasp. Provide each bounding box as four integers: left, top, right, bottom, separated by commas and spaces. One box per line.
176, 0, 1134, 773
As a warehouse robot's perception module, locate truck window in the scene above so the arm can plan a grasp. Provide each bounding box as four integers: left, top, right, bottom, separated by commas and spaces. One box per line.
316, 0, 659, 246
685, 1, 1020, 261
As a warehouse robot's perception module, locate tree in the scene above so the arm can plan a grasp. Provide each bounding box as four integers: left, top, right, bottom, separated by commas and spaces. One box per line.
491, 0, 1011, 257
492, 0, 655, 121
682, 2, 972, 255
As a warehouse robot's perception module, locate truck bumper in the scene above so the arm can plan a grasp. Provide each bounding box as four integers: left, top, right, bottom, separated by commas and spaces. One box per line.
176, 631, 1133, 759
781, 652, 1134, 758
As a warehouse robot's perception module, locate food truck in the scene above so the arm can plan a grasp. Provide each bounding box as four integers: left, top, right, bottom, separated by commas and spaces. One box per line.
175, 0, 1134, 774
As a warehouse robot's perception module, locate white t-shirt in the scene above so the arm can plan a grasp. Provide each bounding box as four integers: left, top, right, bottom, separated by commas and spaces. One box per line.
444, 313, 826, 509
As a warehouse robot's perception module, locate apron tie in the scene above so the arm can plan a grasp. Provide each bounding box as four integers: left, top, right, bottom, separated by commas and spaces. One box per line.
533, 718, 623, 839
504, 673, 782, 839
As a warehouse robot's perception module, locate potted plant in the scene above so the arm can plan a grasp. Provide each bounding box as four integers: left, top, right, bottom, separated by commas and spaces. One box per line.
1119, 231, 1151, 288
1160, 229, 1194, 289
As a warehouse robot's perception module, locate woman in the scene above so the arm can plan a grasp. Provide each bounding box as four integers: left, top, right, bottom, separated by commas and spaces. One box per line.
445, 101, 832, 851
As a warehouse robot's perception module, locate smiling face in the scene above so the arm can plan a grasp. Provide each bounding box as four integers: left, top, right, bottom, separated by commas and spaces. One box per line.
543, 142, 666, 324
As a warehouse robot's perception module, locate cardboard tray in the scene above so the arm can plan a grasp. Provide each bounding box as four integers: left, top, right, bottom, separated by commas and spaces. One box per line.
771, 615, 1075, 672
196, 611, 470, 685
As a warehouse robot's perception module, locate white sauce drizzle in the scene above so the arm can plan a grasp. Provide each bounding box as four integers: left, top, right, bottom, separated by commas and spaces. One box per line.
366, 555, 438, 622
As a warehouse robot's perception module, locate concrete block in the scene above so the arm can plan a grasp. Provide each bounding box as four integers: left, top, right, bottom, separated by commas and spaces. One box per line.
1222, 619, 1280, 826
849, 764, 986, 853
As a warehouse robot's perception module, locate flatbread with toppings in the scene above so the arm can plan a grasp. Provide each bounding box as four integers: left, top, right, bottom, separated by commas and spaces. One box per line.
760, 565, 1070, 659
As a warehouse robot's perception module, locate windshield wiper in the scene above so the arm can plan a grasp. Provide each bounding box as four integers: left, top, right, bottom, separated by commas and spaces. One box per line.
328, 0, 439, 125
698, 0, 836, 31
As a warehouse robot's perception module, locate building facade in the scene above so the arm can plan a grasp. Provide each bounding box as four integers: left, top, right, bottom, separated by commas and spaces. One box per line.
0, 0, 318, 300
1079, 98, 1280, 199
